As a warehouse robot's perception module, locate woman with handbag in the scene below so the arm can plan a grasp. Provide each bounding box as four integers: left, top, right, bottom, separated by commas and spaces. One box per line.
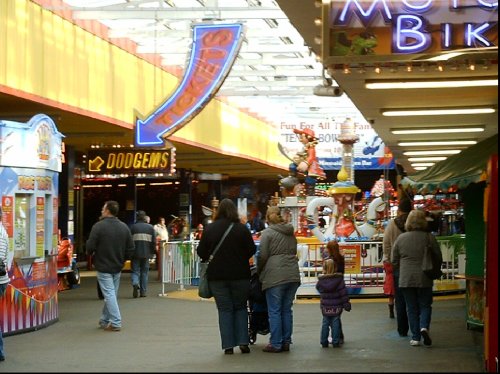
196, 198, 256, 355
391, 209, 443, 347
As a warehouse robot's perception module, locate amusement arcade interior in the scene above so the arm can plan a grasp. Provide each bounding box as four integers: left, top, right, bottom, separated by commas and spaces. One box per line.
0, 0, 497, 250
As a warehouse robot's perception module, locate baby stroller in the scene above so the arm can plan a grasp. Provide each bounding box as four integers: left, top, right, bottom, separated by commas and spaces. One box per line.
248, 266, 269, 344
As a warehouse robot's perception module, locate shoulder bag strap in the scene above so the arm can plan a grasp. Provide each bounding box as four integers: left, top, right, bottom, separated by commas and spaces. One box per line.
208, 223, 234, 263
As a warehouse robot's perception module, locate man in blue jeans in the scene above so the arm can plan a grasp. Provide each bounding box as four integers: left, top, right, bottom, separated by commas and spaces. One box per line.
130, 210, 156, 298
86, 200, 134, 331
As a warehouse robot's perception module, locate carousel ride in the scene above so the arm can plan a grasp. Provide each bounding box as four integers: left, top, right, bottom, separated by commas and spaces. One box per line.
275, 118, 390, 243
274, 118, 393, 296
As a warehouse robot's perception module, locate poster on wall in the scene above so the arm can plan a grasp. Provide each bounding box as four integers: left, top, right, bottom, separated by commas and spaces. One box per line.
36, 196, 45, 257
278, 118, 394, 170
340, 244, 361, 274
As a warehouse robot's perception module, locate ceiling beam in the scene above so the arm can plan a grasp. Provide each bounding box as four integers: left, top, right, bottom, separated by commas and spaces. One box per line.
217, 88, 314, 96
219, 80, 319, 88
70, 8, 286, 20
137, 43, 311, 54
108, 26, 301, 39
161, 56, 320, 66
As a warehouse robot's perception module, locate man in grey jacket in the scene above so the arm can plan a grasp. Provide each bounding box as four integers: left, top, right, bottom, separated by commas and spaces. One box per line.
86, 200, 134, 332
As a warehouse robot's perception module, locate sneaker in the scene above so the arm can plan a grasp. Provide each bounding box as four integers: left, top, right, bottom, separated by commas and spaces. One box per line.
282, 343, 290, 352
140, 293, 147, 298
0, 355, 5, 361
224, 348, 234, 355
421, 328, 432, 346
103, 324, 121, 332
262, 344, 282, 353
410, 340, 421, 346
133, 285, 139, 298
98, 320, 108, 329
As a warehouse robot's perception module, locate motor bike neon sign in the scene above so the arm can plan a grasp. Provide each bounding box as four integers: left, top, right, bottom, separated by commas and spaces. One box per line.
135, 23, 244, 146
330, 0, 497, 54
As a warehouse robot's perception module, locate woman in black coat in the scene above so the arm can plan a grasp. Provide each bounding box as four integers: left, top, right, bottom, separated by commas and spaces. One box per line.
196, 199, 256, 355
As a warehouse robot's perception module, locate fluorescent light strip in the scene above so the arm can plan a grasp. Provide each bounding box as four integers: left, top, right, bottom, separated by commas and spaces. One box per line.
366, 79, 497, 89
411, 163, 435, 167
382, 108, 495, 116
414, 166, 428, 170
403, 150, 462, 156
399, 140, 477, 146
392, 127, 484, 135
408, 157, 446, 162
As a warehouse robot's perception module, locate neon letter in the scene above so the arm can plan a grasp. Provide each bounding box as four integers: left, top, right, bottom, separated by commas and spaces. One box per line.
334, 0, 393, 27
465, 23, 495, 47
394, 15, 431, 53
401, 0, 434, 12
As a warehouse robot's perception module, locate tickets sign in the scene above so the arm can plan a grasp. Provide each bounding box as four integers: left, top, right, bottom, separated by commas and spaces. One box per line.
135, 23, 244, 146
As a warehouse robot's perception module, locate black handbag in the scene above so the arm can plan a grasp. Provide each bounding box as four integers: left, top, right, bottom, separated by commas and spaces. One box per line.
422, 234, 443, 280
198, 223, 234, 298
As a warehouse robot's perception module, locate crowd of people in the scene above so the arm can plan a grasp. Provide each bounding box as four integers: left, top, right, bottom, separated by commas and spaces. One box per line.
0, 195, 443, 363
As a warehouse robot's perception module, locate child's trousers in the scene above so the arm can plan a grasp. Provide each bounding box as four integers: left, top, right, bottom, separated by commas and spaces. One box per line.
320, 315, 341, 346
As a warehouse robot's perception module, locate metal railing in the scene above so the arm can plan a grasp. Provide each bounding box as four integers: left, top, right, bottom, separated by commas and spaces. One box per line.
160, 240, 201, 295
160, 236, 466, 297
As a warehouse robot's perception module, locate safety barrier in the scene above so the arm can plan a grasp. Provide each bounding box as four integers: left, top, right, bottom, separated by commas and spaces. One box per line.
160, 240, 201, 295
296, 237, 465, 297
160, 236, 465, 297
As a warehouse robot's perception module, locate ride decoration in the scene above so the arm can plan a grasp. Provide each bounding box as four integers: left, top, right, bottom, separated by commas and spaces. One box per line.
279, 127, 326, 196
303, 118, 388, 242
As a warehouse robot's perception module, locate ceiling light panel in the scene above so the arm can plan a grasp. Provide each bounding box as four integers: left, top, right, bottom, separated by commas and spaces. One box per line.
411, 163, 436, 167
366, 78, 498, 89
403, 150, 462, 156
391, 126, 484, 135
382, 108, 496, 116
398, 140, 478, 146
408, 157, 447, 162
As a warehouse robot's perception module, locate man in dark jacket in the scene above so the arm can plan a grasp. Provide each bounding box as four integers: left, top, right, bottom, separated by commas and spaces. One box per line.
130, 210, 156, 298
86, 200, 134, 332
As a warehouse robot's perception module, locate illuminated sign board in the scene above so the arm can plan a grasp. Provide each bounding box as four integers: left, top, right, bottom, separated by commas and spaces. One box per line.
86, 148, 175, 175
0, 114, 64, 172
322, 0, 497, 63
135, 23, 244, 146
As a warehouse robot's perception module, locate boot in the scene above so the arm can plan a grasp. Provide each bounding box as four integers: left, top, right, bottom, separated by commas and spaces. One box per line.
389, 304, 395, 319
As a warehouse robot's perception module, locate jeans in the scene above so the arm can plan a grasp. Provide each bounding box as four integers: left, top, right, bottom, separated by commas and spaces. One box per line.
131, 257, 150, 295
96, 271, 122, 328
0, 283, 7, 358
401, 287, 433, 341
265, 281, 300, 349
320, 314, 341, 346
394, 270, 409, 336
210, 279, 250, 350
